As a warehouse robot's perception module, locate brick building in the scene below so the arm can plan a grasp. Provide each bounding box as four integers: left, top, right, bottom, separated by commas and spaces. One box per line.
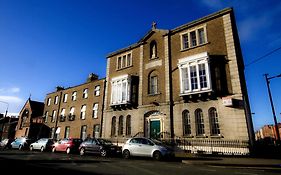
43, 74, 105, 140
15, 98, 46, 139
255, 123, 281, 141
102, 8, 254, 155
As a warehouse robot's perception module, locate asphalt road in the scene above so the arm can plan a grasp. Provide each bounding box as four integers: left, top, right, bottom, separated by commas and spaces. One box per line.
0, 150, 280, 175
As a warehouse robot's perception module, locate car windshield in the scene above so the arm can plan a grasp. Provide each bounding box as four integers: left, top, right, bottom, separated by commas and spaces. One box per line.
97, 139, 112, 145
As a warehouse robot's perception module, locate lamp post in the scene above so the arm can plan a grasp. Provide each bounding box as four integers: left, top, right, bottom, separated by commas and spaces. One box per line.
264, 73, 281, 144
0, 101, 9, 140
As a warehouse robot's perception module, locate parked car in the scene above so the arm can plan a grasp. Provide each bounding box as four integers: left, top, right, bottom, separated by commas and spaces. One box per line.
30, 138, 54, 152
10, 137, 35, 150
122, 137, 174, 160
79, 138, 122, 157
52, 138, 82, 154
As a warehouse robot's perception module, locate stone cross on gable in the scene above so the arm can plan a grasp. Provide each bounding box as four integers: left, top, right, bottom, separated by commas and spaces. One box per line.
152, 21, 157, 30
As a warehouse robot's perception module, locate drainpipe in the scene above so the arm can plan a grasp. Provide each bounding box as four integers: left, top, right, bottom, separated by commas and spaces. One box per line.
54, 90, 63, 140
100, 79, 106, 138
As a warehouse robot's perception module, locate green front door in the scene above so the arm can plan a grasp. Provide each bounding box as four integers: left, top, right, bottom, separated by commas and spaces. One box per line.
150, 120, 160, 139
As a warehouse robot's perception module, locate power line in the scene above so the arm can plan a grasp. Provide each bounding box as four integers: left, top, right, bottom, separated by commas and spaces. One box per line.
245, 45, 281, 67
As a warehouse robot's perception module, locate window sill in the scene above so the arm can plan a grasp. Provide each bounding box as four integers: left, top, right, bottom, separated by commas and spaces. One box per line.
210, 135, 223, 138
180, 89, 212, 96
148, 92, 161, 96
195, 135, 208, 138
180, 42, 209, 52
183, 135, 194, 138
116, 65, 133, 71
150, 56, 159, 60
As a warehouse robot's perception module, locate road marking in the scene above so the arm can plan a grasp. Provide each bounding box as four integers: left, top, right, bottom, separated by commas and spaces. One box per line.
234, 172, 258, 175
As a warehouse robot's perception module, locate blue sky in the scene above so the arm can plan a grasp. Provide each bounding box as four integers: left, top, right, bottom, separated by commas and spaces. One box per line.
0, 0, 281, 131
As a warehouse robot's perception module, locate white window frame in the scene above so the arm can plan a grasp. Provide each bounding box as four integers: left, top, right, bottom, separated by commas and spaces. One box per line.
116, 52, 132, 70
110, 75, 131, 105
69, 107, 75, 116
51, 110, 57, 122
93, 103, 99, 118
80, 105, 86, 120
83, 88, 88, 99
63, 94, 68, 103
72, 91, 77, 101
54, 96, 58, 105
94, 85, 100, 96
44, 111, 49, 123
60, 108, 65, 116
47, 98, 51, 106
178, 52, 212, 95
180, 25, 207, 50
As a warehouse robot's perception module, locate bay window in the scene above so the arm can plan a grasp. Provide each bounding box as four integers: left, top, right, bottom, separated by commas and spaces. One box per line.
178, 52, 211, 95
111, 75, 131, 105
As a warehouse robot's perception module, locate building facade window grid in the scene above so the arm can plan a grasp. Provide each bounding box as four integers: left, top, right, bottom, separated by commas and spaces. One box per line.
180, 26, 207, 50
116, 52, 132, 70
44, 111, 48, 123
118, 116, 124, 136
80, 105, 86, 120
72, 91, 77, 101
111, 76, 131, 105
182, 110, 191, 136
93, 124, 100, 138
83, 88, 88, 99
63, 94, 68, 103
178, 54, 211, 95
69, 107, 75, 116
195, 109, 205, 136
81, 125, 87, 140
209, 107, 220, 136
94, 85, 100, 96
111, 116, 116, 136
92, 103, 98, 118
65, 126, 70, 138
47, 98, 51, 106
126, 115, 131, 136
54, 96, 58, 105
51, 110, 57, 123
149, 75, 158, 95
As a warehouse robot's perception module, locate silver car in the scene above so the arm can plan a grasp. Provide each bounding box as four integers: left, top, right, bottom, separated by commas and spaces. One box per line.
122, 137, 174, 160
30, 138, 54, 152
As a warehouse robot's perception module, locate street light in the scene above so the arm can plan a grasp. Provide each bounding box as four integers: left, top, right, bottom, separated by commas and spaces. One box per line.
264, 73, 281, 144
0, 101, 9, 140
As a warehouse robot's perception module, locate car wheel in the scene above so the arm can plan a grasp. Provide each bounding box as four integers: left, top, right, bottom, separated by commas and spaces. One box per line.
52, 147, 56, 153
40, 146, 44, 152
66, 147, 71, 154
30, 146, 33, 151
100, 149, 107, 157
123, 149, 130, 159
80, 148, 85, 156
153, 151, 162, 161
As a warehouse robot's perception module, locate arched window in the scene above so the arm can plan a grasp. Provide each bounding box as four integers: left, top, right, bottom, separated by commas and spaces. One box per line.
150, 40, 157, 59
118, 115, 124, 136
195, 109, 205, 136
126, 115, 131, 136
182, 110, 191, 136
111, 116, 116, 136
209, 107, 220, 135
148, 71, 158, 95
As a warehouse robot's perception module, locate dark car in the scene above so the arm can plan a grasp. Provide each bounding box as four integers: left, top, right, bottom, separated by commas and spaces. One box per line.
79, 138, 122, 157
10, 137, 36, 150
52, 138, 82, 154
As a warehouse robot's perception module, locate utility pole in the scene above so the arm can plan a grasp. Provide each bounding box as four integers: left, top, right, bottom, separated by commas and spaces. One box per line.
264, 74, 281, 144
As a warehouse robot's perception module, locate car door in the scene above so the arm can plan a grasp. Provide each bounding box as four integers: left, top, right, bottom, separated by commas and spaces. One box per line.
127, 138, 144, 156
91, 139, 100, 154
138, 138, 154, 157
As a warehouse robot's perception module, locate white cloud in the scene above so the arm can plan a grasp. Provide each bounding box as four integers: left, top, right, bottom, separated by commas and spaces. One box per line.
0, 87, 20, 94
0, 95, 24, 114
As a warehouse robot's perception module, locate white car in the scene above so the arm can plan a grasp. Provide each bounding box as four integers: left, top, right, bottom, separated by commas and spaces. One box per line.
29, 138, 54, 152
122, 137, 174, 160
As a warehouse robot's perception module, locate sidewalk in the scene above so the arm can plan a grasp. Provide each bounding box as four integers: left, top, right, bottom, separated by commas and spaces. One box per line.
175, 151, 281, 169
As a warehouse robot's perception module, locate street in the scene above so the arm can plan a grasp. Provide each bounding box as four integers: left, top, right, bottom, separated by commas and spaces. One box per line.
0, 150, 280, 175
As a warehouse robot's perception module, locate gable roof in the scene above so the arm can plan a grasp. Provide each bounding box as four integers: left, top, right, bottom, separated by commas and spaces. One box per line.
19, 98, 44, 118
